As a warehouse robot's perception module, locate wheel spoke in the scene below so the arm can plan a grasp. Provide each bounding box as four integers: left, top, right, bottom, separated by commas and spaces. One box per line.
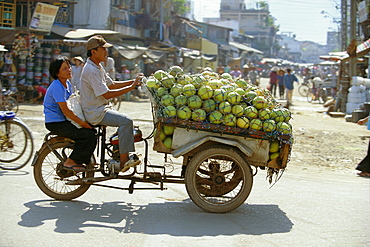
33, 141, 94, 200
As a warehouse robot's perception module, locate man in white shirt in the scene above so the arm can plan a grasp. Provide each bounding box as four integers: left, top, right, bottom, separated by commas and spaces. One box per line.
80, 35, 143, 173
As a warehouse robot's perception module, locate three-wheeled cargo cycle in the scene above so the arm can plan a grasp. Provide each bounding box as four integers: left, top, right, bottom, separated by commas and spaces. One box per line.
32, 113, 291, 213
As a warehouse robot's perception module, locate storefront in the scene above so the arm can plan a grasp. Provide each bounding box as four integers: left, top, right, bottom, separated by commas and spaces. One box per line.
319, 39, 370, 114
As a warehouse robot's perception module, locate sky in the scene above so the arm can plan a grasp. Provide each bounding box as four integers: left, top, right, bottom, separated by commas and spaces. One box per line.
193, 0, 341, 45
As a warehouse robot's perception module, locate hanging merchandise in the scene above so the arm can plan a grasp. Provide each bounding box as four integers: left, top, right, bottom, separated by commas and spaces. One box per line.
26, 57, 34, 85
52, 46, 61, 59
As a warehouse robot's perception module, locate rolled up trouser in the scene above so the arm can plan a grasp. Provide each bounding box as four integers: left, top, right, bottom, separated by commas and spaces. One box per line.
99, 109, 135, 154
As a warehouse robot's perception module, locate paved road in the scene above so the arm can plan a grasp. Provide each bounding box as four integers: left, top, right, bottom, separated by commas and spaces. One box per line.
0, 78, 369, 247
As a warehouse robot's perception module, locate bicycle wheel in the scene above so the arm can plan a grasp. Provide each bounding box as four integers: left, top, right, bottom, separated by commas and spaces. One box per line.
3, 96, 19, 113
115, 95, 122, 111
185, 145, 253, 213
298, 85, 310, 97
319, 88, 328, 104
307, 91, 314, 103
110, 96, 122, 111
33, 140, 94, 200
0, 119, 34, 170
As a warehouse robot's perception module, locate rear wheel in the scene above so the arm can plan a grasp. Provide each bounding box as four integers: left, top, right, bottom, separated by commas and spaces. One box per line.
307, 91, 314, 103
185, 145, 253, 213
33, 140, 94, 200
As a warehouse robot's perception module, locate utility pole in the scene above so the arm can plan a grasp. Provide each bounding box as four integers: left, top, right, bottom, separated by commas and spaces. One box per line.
349, 0, 357, 77
341, 0, 348, 51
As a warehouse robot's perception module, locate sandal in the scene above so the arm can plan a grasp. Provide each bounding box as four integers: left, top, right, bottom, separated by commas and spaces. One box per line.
63, 164, 86, 172
357, 172, 370, 177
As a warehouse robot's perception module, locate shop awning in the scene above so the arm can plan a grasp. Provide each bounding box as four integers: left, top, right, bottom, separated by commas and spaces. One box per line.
113, 44, 167, 62
38, 39, 87, 46
0, 29, 17, 44
356, 39, 370, 57
261, 57, 282, 64
229, 41, 263, 54
219, 44, 239, 52
0, 45, 8, 52
51, 26, 118, 39
320, 40, 370, 62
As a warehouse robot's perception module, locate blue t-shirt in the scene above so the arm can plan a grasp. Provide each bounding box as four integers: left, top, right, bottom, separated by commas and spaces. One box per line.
283, 74, 298, 90
277, 75, 284, 86
43, 79, 72, 123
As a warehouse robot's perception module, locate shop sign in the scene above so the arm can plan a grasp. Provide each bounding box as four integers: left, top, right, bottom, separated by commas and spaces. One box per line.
29, 3, 59, 33
358, 1, 368, 23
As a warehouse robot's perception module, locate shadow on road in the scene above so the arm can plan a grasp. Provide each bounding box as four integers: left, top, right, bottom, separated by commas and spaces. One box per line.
18, 199, 293, 236
0, 169, 29, 176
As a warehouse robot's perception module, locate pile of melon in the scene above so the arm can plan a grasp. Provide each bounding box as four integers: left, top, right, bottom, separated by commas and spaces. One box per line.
146, 66, 293, 159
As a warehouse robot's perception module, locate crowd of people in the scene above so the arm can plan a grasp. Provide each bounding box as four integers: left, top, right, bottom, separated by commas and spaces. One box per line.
213, 64, 300, 106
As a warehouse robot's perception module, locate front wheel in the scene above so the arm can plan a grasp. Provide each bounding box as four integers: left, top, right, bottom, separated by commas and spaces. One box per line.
0, 119, 34, 170
185, 145, 253, 213
33, 140, 94, 200
3, 96, 19, 113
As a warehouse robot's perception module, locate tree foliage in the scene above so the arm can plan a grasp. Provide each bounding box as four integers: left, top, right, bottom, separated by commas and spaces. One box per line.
171, 0, 189, 15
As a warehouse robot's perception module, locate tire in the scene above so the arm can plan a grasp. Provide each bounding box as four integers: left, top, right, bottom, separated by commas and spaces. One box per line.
320, 89, 328, 104
3, 96, 19, 113
0, 120, 34, 170
185, 145, 253, 213
298, 85, 310, 97
307, 91, 313, 103
33, 141, 94, 200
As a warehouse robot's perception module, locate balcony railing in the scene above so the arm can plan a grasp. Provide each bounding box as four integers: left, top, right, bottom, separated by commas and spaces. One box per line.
0, 2, 16, 29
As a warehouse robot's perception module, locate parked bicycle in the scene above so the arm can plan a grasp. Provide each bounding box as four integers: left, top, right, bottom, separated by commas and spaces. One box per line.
1, 88, 19, 113
307, 77, 328, 104
298, 77, 313, 97
0, 111, 34, 170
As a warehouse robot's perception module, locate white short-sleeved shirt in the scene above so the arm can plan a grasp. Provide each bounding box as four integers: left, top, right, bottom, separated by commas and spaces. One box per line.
80, 58, 114, 125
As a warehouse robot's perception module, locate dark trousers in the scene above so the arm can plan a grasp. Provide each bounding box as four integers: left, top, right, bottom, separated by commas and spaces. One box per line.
356, 140, 370, 173
45, 121, 97, 164
270, 83, 277, 97
278, 85, 285, 98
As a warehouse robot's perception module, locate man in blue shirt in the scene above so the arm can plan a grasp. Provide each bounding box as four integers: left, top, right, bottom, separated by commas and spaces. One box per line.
283, 68, 299, 106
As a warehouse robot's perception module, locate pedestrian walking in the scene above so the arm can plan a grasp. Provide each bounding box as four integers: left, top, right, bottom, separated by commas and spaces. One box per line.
223, 64, 230, 73
248, 66, 259, 86
216, 64, 224, 75
269, 67, 278, 97
121, 64, 131, 80
230, 65, 242, 79
277, 69, 285, 99
356, 116, 370, 177
283, 68, 299, 105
